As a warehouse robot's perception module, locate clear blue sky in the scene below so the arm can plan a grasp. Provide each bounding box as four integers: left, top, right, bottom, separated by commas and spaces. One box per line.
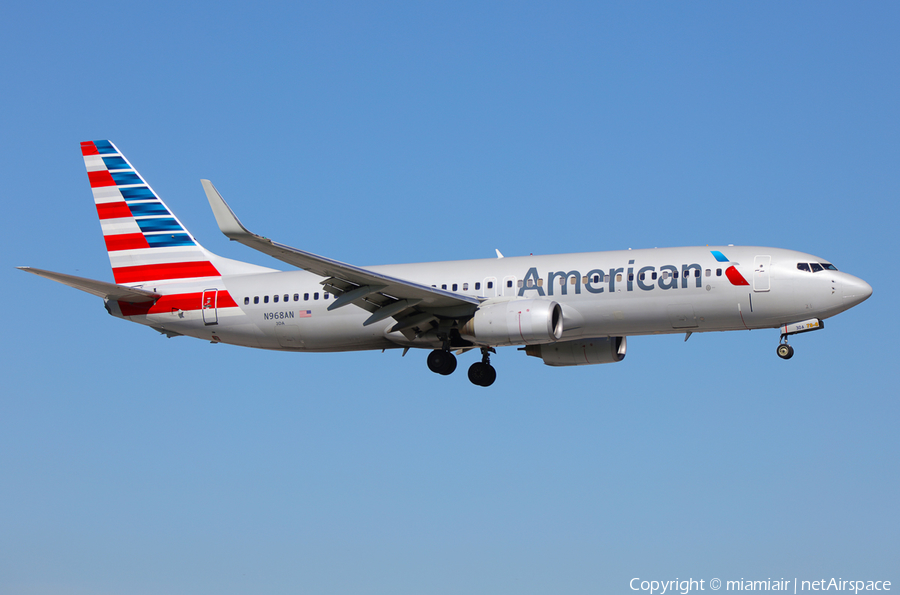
2, 2, 897, 594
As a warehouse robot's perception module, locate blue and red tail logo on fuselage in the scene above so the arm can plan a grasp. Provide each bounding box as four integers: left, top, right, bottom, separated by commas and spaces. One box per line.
711, 250, 749, 286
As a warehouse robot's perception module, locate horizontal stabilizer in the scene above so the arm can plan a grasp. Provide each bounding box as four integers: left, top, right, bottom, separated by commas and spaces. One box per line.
17, 267, 160, 302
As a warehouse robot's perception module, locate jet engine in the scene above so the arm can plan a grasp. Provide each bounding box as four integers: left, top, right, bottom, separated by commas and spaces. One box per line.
460, 299, 563, 346
524, 336, 626, 366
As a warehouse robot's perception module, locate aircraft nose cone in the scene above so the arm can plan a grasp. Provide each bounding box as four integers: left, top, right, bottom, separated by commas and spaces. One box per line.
843, 275, 873, 306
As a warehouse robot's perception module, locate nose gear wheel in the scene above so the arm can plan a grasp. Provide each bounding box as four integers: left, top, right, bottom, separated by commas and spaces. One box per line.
776, 343, 794, 359
776, 334, 794, 360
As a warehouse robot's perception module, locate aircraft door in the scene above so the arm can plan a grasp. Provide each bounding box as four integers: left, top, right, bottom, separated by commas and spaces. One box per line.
201, 289, 219, 325
484, 277, 497, 298
753, 255, 771, 292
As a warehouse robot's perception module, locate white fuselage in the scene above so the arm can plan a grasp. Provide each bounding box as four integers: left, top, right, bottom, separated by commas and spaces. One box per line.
107, 245, 871, 352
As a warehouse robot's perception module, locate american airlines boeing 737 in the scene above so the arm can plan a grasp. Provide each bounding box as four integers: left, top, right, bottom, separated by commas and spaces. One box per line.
19, 141, 873, 386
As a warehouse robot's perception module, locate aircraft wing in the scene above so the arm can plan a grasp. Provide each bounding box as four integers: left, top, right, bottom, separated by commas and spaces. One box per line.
17, 267, 160, 302
201, 180, 480, 332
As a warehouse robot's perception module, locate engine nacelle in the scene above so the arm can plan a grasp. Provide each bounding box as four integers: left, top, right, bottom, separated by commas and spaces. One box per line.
525, 336, 626, 366
460, 299, 563, 346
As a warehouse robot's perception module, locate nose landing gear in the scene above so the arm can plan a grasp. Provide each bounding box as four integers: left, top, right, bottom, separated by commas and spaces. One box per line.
775, 318, 825, 360
776, 341, 794, 360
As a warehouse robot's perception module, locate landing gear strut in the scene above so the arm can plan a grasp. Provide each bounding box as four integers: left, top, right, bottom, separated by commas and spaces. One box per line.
776, 337, 794, 360
468, 348, 497, 387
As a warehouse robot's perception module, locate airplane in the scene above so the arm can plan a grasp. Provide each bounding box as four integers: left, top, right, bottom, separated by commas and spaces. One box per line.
18, 140, 873, 387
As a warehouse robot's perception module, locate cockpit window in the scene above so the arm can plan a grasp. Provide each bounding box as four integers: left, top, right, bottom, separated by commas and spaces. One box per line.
797, 263, 810, 272
821, 263, 838, 271
810, 262, 823, 273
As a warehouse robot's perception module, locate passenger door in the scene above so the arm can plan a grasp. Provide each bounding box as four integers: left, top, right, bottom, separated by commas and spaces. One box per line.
753, 255, 771, 292
201, 289, 218, 325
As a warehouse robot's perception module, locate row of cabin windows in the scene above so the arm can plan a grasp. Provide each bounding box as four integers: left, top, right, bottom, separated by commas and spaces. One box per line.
244, 292, 331, 305
244, 267, 733, 306
518, 268, 725, 287
432, 281, 519, 291
637, 268, 722, 281
433, 281, 502, 291
433, 269, 729, 292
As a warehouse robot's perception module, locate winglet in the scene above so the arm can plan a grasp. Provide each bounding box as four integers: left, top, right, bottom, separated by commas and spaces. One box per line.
201, 179, 253, 240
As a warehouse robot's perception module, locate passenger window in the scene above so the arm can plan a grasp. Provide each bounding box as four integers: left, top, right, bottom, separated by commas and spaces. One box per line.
264, 296, 269, 303
797, 263, 810, 272
244, 297, 250, 305
254, 296, 259, 304
810, 263, 823, 273
273, 295, 279, 303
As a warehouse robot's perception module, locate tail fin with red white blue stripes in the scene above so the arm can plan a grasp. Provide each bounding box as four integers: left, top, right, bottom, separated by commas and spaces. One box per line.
81, 140, 259, 287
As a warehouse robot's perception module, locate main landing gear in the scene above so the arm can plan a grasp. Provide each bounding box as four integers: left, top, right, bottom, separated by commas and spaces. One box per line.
426, 349, 457, 375
468, 348, 497, 387
426, 347, 497, 387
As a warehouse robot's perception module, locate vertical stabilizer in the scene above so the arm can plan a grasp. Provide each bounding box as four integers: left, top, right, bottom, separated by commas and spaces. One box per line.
82, 140, 224, 286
